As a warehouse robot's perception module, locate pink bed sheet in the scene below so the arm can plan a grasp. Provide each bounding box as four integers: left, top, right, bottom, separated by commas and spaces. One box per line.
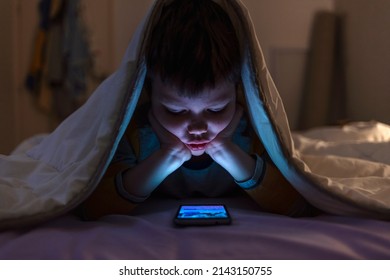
1, 195, 390, 260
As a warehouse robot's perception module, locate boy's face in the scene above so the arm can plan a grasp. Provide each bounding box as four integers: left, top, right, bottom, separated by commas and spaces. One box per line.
151, 76, 237, 156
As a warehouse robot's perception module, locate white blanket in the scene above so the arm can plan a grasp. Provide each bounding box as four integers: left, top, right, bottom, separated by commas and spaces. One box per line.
292, 122, 390, 214
1, 0, 390, 230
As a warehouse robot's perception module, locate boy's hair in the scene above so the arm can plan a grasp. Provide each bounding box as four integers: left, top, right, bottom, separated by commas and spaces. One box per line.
145, 0, 241, 96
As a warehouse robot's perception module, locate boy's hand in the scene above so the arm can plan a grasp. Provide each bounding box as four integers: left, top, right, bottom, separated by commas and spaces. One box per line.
205, 104, 243, 157
205, 104, 255, 182
148, 110, 192, 163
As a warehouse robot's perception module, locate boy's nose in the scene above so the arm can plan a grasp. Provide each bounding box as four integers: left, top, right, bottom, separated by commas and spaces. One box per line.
187, 120, 208, 135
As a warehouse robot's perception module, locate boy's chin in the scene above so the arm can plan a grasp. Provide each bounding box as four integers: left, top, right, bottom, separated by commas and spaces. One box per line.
191, 150, 206, 157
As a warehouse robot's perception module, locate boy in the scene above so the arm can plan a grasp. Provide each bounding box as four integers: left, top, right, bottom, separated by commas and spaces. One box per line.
81, 0, 314, 219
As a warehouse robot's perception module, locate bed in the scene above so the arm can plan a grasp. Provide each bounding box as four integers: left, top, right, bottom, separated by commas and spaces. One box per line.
1, 196, 390, 260
1, 0, 390, 260
1, 121, 390, 260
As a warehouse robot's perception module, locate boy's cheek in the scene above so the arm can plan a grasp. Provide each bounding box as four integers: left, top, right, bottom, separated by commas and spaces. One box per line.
163, 126, 185, 141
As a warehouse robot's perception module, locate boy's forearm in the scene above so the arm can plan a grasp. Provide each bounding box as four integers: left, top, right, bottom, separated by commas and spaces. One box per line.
122, 148, 186, 198
208, 142, 256, 182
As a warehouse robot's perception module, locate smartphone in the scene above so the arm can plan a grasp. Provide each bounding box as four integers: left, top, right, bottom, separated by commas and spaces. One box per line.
174, 204, 232, 226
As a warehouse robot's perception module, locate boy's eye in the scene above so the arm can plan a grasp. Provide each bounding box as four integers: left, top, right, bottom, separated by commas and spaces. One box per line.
165, 108, 187, 115
207, 106, 226, 113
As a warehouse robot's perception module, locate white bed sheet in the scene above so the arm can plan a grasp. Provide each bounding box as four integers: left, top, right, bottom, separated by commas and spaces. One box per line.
1, 194, 389, 260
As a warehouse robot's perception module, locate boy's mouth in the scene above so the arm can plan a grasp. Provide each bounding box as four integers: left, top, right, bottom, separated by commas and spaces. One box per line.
186, 142, 209, 151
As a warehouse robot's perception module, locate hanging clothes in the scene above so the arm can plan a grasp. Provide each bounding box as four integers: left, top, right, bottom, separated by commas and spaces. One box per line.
25, 0, 92, 121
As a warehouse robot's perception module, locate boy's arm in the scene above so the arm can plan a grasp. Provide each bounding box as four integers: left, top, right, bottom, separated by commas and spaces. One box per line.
207, 107, 315, 217
244, 155, 314, 216
206, 106, 256, 182
81, 149, 186, 220
211, 141, 314, 216
81, 110, 191, 220
121, 147, 188, 198
120, 110, 192, 198
245, 135, 317, 216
